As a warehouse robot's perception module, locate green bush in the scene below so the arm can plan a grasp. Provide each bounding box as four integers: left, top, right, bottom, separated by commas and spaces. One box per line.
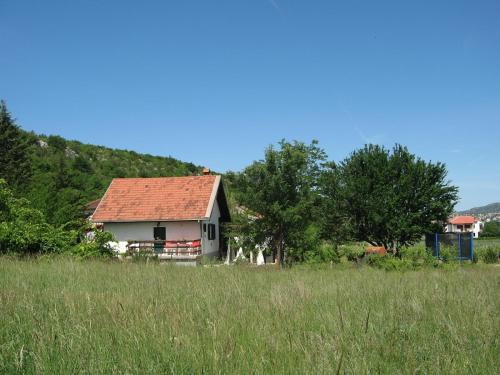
0, 221, 75, 255
72, 231, 115, 259
338, 243, 365, 262
474, 246, 499, 264
318, 242, 340, 263
366, 254, 414, 271
401, 244, 439, 267
367, 243, 448, 270
437, 245, 457, 263
288, 224, 323, 263
0, 180, 76, 254
303, 241, 340, 264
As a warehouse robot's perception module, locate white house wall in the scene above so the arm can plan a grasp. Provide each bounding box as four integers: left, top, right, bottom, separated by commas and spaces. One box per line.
102, 200, 222, 256
202, 199, 221, 256
444, 222, 483, 239
473, 221, 483, 238
104, 221, 201, 242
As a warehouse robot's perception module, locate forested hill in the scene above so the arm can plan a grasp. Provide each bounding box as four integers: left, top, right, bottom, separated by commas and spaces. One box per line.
459, 202, 500, 215
22, 131, 202, 225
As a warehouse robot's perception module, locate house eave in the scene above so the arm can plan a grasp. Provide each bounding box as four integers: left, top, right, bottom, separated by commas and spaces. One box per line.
95, 217, 210, 224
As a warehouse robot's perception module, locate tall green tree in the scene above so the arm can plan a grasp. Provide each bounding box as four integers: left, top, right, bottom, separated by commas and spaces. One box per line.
329, 144, 458, 256
236, 140, 327, 265
0, 101, 32, 191
318, 161, 350, 245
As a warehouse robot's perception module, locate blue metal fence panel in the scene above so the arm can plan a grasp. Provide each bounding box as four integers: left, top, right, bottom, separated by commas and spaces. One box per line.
470, 232, 474, 260
425, 232, 474, 260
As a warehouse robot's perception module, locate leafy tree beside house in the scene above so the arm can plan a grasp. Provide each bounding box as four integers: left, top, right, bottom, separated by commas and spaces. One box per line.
235, 140, 327, 265
327, 144, 458, 256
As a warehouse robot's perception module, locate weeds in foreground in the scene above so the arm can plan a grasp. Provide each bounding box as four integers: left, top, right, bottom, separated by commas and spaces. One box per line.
0, 258, 498, 374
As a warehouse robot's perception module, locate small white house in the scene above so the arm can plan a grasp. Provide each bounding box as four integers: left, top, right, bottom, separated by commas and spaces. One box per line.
92, 173, 230, 262
445, 216, 483, 238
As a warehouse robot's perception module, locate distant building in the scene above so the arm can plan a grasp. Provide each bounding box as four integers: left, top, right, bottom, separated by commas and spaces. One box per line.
445, 216, 483, 238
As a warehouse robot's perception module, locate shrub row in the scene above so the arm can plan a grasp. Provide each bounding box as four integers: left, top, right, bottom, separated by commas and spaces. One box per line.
0, 179, 114, 259
303, 241, 499, 271
473, 246, 499, 264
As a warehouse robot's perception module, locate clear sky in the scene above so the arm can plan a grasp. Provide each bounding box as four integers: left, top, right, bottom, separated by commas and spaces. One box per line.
1, 0, 499, 210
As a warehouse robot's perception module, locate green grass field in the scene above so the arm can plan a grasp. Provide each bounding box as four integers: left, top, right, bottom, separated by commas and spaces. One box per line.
0, 258, 498, 374
475, 237, 500, 248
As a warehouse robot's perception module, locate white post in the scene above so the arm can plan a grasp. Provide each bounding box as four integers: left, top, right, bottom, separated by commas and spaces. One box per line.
225, 238, 231, 265
235, 247, 245, 261
256, 249, 265, 266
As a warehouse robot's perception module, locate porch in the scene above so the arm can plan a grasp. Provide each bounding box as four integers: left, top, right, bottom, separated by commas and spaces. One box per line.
126, 239, 202, 261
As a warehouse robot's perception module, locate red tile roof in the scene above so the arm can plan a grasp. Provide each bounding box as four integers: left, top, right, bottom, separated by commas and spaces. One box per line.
92, 176, 219, 222
449, 216, 476, 225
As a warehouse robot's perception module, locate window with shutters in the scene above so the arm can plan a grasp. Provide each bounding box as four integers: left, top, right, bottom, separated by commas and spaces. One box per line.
208, 223, 216, 240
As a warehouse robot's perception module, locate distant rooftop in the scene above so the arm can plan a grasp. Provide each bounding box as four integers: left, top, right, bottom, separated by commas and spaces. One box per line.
448, 216, 477, 225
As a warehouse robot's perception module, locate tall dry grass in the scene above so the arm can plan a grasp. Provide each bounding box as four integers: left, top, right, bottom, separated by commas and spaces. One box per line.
0, 258, 498, 374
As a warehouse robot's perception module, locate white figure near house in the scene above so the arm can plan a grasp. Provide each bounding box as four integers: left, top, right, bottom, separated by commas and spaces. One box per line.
233, 236, 247, 262
234, 247, 246, 261
224, 236, 268, 266
255, 244, 265, 266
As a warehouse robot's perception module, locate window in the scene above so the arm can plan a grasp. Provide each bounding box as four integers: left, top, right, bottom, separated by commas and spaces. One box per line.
208, 223, 216, 240
153, 227, 166, 240
203, 223, 207, 233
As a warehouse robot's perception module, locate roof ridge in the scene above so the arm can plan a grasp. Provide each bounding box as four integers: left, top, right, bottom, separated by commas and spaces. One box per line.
112, 175, 216, 180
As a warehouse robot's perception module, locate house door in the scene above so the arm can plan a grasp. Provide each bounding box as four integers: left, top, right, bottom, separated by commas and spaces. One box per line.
153, 227, 166, 254
153, 227, 166, 240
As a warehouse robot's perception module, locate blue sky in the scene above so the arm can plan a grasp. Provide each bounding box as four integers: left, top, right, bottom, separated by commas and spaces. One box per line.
1, 0, 499, 210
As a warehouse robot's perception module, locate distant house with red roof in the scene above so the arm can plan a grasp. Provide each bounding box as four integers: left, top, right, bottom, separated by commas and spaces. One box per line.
92, 172, 230, 261
445, 215, 483, 238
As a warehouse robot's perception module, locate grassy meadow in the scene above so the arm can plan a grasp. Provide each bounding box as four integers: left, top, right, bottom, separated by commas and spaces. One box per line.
0, 258, 498, 374
474, 237, 500, 248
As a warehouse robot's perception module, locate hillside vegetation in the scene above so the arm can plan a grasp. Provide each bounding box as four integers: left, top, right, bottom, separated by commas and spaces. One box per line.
21, 132, 202, 225
460, 202, 500, 215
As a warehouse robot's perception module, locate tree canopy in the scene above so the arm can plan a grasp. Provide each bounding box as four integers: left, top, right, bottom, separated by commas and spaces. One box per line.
235, 140, 327, 264
0, 101, 32, 191
330, 144, 458, 255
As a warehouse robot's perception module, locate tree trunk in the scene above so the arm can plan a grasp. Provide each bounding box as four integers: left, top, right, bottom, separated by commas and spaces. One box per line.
275, 241, 281, 269
275, 230, 283, 269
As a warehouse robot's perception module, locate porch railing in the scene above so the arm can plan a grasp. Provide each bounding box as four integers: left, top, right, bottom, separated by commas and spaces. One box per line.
126, 240, 202, 256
